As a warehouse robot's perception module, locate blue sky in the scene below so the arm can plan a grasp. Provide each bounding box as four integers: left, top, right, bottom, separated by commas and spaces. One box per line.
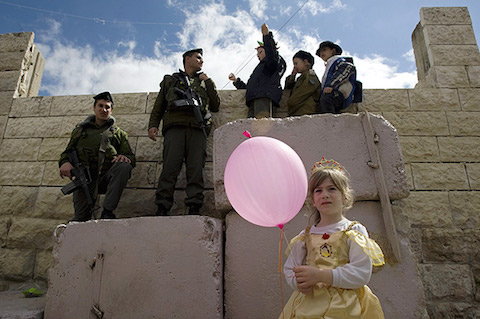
0, 0, 479, 96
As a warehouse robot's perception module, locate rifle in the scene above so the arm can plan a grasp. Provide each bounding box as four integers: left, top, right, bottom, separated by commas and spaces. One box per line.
173, 74, 210, 137
61, 149, 94, 209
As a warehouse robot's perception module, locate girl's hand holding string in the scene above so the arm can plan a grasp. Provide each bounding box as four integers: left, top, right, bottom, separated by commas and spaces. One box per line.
294, 265, 333, 294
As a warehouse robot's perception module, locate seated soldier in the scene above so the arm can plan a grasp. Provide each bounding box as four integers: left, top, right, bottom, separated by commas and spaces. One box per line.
316, 41, 356, 114
59, 92, 136, 221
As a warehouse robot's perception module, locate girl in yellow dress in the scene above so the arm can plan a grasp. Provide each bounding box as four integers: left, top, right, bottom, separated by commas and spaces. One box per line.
279, 158, 385, 319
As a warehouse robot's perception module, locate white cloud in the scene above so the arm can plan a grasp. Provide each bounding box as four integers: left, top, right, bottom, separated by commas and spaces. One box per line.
35, 2, 418, 96
303, 0, 346, 15
249, 0, 267, 19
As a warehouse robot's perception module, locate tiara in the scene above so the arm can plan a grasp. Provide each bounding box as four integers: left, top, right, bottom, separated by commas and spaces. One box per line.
311, 157, 343, 174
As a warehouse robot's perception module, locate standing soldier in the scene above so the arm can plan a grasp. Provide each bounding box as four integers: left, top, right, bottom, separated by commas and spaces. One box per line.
59, 92, 136, 221
148, 48, 220, 216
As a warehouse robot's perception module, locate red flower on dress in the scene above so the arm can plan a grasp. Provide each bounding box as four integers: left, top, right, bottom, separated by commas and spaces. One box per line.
322, 233, 330, 240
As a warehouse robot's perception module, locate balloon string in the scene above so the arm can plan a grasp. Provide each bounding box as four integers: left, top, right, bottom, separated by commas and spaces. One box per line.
279, 227, 285, 319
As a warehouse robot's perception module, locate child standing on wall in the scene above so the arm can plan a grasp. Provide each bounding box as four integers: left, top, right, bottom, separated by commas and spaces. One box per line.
316, 41, 356, 114
284, 50, 321, 116
279, 158, 385, 319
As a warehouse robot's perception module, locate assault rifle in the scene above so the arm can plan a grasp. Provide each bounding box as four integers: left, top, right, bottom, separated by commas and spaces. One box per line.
61, 150, 94, 209
173, 73, 210, 137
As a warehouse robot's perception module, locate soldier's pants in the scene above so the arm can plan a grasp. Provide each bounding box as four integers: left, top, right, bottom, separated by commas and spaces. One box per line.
248, 98, 273, 118
318, 91, 344, 114
72, 161, 132, 221
155, 126, 206, 211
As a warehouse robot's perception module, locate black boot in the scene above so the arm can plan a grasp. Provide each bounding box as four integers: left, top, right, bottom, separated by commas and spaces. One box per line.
155, 205, 169, 216
188, 205, 201, 215
100, 209, 116, 219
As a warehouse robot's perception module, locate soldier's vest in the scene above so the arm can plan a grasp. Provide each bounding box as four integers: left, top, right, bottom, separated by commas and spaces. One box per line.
165, 72, 210, 115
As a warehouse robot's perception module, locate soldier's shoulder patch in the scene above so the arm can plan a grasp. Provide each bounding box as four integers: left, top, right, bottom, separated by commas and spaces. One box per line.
309, 78, 316, 85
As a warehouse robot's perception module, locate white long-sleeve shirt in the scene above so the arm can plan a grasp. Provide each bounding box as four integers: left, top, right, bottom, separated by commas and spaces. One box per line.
284, 218, 373, 290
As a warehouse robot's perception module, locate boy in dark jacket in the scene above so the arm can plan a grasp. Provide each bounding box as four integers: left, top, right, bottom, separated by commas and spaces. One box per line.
316, 41, 356, 114
229, 23, 286, 118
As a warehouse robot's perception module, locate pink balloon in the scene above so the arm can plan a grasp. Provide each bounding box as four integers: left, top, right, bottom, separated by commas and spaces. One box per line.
224, 136, 308, 227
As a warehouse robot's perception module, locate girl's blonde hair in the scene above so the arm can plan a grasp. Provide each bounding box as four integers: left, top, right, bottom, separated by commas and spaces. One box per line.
307, 167, 354, 226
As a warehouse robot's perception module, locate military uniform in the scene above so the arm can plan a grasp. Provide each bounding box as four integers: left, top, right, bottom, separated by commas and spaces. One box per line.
59, 115, 136, 221
149, 70, 220, 214
285, 69, 321, 116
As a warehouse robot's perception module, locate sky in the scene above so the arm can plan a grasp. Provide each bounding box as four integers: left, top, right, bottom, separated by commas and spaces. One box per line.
0, 0, 479, 96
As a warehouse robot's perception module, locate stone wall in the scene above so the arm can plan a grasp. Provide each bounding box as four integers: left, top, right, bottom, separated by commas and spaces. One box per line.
0, 6, 479, 318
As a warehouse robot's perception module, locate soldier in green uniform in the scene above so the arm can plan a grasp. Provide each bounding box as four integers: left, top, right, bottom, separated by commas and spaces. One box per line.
148, 48, 220, 216
59, 92, 136, 221
284, 50, 321, 116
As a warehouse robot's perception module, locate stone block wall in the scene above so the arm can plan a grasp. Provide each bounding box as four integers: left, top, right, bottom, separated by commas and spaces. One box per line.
0, 6, 479, 318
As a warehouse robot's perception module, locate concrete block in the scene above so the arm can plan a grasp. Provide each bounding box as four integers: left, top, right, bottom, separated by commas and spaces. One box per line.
0, 186, 38, 217
135, 136, 163, 161
45, 216, 223, 319
24, 44, 45, 97
10, 96, 53, 117
468, 65, 480, 87
420, 264, 473, 299
49, 94, 94, 116
466, 163, 480, 190
423, 24, 478, 45
438, 137, 480, 161
225, 201, 427, 319
403, 192, 452, 227
214, 114, 408, 213
382, 111, 448, 136
434, 66, 470, 88
458, 88, 480, 111
34, 187, 73, 221
398, 136, 439, 163
404, 164, 414, 190
0, 138, 42, 161
420, 7, 471, 25
430, 45, 480, 66
449, 191, 480, 229
38, 138, 69, 161
447, 112, 480, 135
0, 91, 13, 115
411, 163, 468, 190
146, 91, 158, 114
4, 117, 71, 138
111, 92, 147, 114
115, 114, 149, 137
0, 217, 10, 247
426, 302, 480, 319
0, 51, 24, 71
0, 71, 20, 91
362, 89, 409, 111
127, 162, 156, 188
114, 188, 157, 218
0, 116, 6, 140
408, 88, 460, 111
0, 162, 44, 186
7, 218, 58, 250
41, 161, 66, 186
0, 32, 34, 53
0, 248, 35, 280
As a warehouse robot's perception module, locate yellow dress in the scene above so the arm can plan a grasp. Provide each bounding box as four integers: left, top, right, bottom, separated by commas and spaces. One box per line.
280, 222, 385, 319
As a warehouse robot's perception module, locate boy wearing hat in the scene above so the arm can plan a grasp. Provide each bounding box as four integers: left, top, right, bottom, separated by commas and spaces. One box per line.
316, 41, 356, 113
284, 50, 321, 116
148, 48, 220, 216
228, 23, 286, 118
59, 92, 136, 221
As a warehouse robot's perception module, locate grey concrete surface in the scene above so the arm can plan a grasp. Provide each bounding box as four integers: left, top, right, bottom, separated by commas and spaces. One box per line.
0, 291, 45, 319
44, 216, 223, 319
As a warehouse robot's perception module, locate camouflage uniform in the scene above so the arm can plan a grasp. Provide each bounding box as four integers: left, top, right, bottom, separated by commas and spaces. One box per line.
59, 115, 136, 221
149, 70, 220, 214
285, 69, 321, 116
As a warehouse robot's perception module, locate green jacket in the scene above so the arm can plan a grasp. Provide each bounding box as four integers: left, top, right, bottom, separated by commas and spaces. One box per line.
148, 70, 220, 135
285, 69, 321, 116
59, 115, 136, 176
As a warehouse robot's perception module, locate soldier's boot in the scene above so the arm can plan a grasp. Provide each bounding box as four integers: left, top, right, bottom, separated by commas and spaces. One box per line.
188, 205, 201, 215
100, 209, 116, 219
155, 205, 169, 216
